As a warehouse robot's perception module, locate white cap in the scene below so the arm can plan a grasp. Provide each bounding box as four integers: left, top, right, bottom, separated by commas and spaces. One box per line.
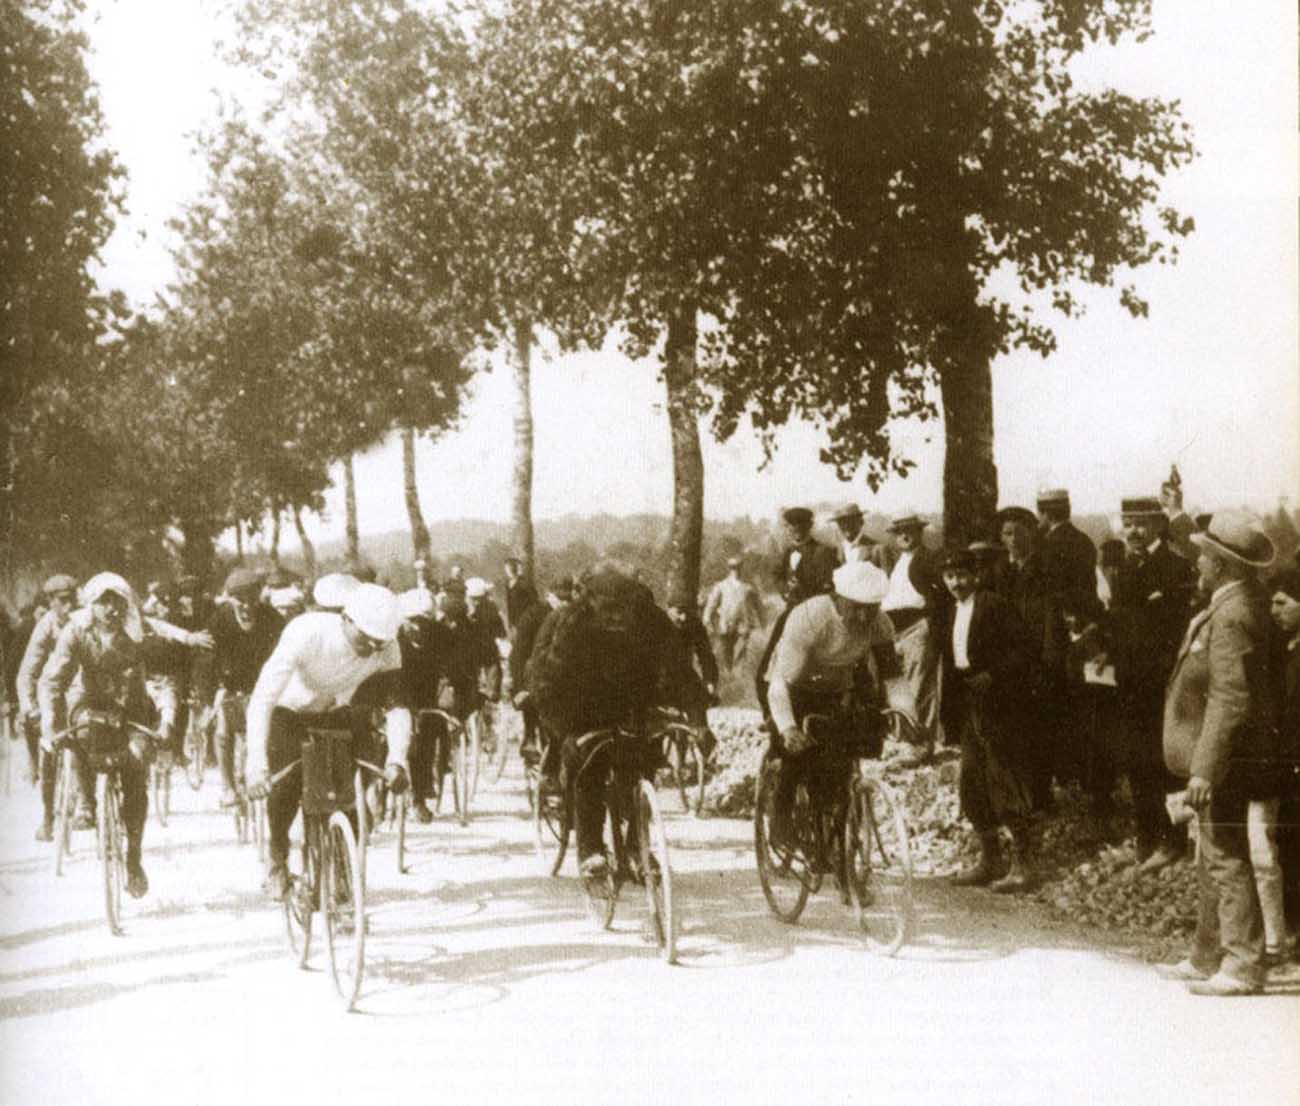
465, 576, 491, 599
343, 583, 402, 642
398, 587, 435, 621
312, 573, 360, 611
832, 562, 888, 604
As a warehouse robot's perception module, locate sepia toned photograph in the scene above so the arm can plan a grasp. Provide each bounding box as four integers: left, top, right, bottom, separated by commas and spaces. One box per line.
2, 1, 1297, 1103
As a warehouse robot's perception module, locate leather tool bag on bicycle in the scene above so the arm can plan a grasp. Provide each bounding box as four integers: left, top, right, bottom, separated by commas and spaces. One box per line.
69, 706, 132, 770
300, 730, 355, 815
769, 682, 885, 763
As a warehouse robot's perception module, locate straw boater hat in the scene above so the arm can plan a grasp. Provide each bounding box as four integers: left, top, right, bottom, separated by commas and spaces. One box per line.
886, 511, 926, 534
1190, 510, 1275, 569
1120, 496, 1164, 519
829, 502, 863, 523
1036, 487, 1070, 507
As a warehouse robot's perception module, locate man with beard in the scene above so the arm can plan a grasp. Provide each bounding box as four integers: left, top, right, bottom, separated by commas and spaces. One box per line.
527, 564, 671, 879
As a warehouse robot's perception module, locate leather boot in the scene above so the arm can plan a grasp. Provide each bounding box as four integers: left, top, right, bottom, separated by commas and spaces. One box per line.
991, 825, 1036, 894
951, 831, 1001, 886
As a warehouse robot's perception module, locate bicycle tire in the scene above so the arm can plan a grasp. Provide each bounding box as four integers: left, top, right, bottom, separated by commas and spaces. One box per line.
582, 802, 619, 931
845, 775, 913, 956
98, 773, 125, 936
490, 705, 509, 782
452, 720, 471, 826
253, 797, 268, 860
54, 747, 74, 876
395, 790, 408, 875
637, 779, 677, 963
532, 773, 569, 876
184, 711, 206, 791
323, 811, 365, 1011
754, 760, 812, 924
524, 764, 539, 815
883, 707, 922, 753
284, 823, 317, 967
467, 711, 483, 805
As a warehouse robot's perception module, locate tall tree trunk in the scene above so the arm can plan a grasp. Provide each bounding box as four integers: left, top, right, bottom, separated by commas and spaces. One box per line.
662, 304, 704, 606
234, 519, 244, 563
938, 343, 998, 550
269, 506, 282, 566
401, 426, 431, 562
178, 516, 217, 583
509, 316, 536, 584
292, 504, 317, 579
343, 453, 360, 564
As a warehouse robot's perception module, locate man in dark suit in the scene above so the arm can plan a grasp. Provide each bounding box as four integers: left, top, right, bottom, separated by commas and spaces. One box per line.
503, 556, 539, 636
1109, 495, 1197, 870
941, 549, 1038, 892
1160, 511, 1276, 996
774, 506, 838, 607
882, 512, 948, 758
830, 503, 892, 571
1268, 569, 1300, 951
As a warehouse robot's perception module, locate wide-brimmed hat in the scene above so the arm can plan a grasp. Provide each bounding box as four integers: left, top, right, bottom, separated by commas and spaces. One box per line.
313, 573, 360, 611
996, 506, 1038, 530
1120, 496, 1164, 519
941, 548, 977, 573
782, 506, 814, 528
343, 583, 402, 643
42, 573, 78, 597
832, 562, 888, 604
887, 512, 926, 534
829, 502, 863, 523
1190, 510, 1275, 568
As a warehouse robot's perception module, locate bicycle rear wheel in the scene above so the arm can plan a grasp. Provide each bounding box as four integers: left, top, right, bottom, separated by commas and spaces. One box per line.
252, 797, 268, 859
451, 720, 471, 826
637, 780, 677, 963
532, 774, 569, 875
185, 712, 206, 791
668, 727, 707, 817
582, 802, 619, 931
150, 761, 169, 828
97, 773, 125, 936
394, 790, 408, 875
754, 760, 812, 924
323, 812, 365, 1011
53, 748, 75, 876
845, 775, 913, 956
490, 705, 509, 782
284, 826, 318, 967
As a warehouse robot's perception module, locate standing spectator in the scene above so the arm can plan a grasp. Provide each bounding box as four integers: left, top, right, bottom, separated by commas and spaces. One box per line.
503, 556, 539, 635
1097, 538, 1127, 610
1160, 466, 1197, 561
881, 512, 947, 757
1160, 510, 1276, 996
1034, 487, 1098, 806
830, 503, 892, 570
774, 506, 837, 607
702, 557, 764, 673
1268, 566, 1300, 956
968, 541, 1007, 593
1109, 496, 1197, 871
941, 550, 1038, 892
662, 589, 719, 758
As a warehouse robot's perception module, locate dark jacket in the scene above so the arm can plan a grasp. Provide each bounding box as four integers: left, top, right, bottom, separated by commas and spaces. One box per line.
940, 590, 1035, 752
205, 602, 283, 697
775, 538, 838, 607
996, 553, 1053, 672
505, 580, 540, 633
1110, 541, 1195, 694
662, 611, 719, 712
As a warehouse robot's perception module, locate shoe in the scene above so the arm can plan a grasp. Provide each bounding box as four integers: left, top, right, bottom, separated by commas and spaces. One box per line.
125, 865, 149, 899
1138, 843, 1182, 874
74, 808, 96, 831
412, 800, 433, 825
1187, 971, 1263, 997
262, 862, 291, 902
579, 854, 609, 881
34, 822, 53, 843
219, 787, 238, 809
951, 833, 1001, 887
1156, 958, 1210, 982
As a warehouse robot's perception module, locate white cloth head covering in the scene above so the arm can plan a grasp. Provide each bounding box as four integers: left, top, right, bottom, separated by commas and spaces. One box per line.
343, 583, 402, 642
398, 587, 435, 621
832, 562, 888, 605
312, 573, 360, 611
80, 572, 144, 640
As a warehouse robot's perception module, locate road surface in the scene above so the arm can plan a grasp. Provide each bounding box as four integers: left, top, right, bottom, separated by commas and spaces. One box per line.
1, 741, 1296, 1106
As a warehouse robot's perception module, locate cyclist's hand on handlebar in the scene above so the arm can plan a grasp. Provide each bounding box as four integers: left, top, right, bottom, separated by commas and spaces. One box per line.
186, 630, 215, 650
512, 689, 530, 709
384, 763, 409, 794
128, 733, 151, 762
781, 724, 812, 756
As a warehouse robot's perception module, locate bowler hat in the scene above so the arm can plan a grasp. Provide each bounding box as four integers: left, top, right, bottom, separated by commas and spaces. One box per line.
782, 507, 814, 528
996, 506, 1038, 530
941, 548, 976, 572
1190, 510, 1275, 568
968, 541, 1005, 561
830, 503, 863, 523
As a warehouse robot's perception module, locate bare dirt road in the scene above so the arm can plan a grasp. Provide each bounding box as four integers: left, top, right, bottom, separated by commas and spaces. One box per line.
1, 745, 1296, 1106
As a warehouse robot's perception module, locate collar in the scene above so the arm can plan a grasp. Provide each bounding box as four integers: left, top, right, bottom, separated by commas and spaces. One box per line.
1210, 579, 1244, 607
1147, 538, 1164, 556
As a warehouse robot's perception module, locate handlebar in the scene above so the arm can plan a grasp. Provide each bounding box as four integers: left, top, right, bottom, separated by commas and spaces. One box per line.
49, 717, 165, 746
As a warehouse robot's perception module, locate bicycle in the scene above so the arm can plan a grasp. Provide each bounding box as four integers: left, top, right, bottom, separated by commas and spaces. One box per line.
148, 748, 173, 828
48, 714, 163, 935
753, 711, 914, 956
651, 706, 709, 817
183, 694, 211, 792
533, 726, 677, 963
420, 708, 473, 828
270, 727, 391, 1012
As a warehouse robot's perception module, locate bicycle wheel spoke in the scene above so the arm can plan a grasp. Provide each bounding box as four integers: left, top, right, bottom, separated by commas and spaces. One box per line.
323, 813, 365, 1010
754, 761, 811, 924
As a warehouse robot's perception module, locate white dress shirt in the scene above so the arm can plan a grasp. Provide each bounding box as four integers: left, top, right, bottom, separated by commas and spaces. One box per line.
951, 596, 976, 671
245, 612, 411, 779
883, 552, 926, 612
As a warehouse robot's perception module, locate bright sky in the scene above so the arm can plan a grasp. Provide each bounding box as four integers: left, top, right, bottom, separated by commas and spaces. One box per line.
83, 0, 1299, 548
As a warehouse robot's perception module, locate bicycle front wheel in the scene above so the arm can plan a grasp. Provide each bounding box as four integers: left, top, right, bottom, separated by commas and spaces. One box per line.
845, 775, 913, 956
394, 790, 408, 875
637, 780, 677, 963
452, 721, 472, 826
754, 760, 812, 924
490, 705, 509, 782
532, 773, 569, 876
323, 812, 365, 1011
284, 826, 317, 967
53, 748, 75, 876
97, 773, 125, 936
185, 713, 206, 791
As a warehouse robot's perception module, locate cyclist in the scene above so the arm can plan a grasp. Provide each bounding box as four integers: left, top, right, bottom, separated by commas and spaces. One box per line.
245, 583, 411, 899
396, 586, 442, 823
208, 567, 282, 808
465, 577, 506, 703
760, 562, 900, 854
528, 564, 671, 879
511, 576, 577, 772
662, 590, 720, 759
37, 573, 162, 897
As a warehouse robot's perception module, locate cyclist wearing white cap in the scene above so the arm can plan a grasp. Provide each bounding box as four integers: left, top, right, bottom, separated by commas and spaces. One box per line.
245, 583, 412, 899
